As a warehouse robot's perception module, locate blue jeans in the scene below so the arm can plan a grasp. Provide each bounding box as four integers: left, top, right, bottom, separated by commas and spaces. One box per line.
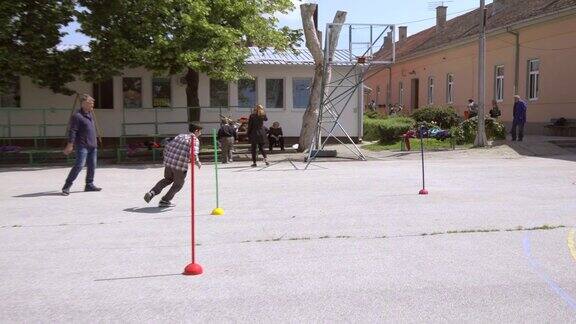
64, 147, 97, 188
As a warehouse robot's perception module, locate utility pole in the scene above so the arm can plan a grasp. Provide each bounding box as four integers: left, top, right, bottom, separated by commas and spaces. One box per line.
474, 0, 488, 147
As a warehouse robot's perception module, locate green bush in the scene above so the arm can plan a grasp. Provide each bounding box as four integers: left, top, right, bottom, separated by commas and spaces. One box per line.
458, 116, 507, 144
364, 110, 383, 119
364, 117, 416, 143
486, 118, 507, 140
377, 117, 416, 143
450, 126, 466, 145
363, 117, 385, 141
411, 106, 462, 129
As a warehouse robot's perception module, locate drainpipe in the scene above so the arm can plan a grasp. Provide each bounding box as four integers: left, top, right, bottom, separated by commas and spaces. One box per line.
507, 29, 520, 95
387, 66, 392, 107
358, 66, 364, 142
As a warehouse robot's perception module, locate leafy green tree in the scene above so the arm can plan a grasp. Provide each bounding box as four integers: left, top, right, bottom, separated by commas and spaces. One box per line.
77, 0, 301, 121
0, 0, 83, 95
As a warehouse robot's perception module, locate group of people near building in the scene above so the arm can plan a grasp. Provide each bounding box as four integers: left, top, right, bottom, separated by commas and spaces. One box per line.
61, 96, 286, 207
467, 95, 527, 141
62, 92, 529, 207
217, 104, 285, 166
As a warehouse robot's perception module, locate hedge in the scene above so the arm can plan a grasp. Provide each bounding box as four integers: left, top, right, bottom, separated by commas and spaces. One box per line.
453, 116, 507, 144
364, 116, 416, 143
411, 106, 461, 129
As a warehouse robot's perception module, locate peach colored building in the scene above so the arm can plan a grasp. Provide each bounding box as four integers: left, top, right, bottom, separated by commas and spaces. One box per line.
366, 0, 576, 135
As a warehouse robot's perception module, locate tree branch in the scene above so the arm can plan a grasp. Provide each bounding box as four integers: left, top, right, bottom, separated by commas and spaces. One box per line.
300, 3, 323, 63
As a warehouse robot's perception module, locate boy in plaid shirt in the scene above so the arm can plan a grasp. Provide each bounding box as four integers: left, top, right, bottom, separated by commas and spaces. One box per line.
144, 124, 202, 207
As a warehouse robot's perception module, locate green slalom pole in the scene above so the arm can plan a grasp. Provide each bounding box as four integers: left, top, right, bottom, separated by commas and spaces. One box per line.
211, 128, 224, 216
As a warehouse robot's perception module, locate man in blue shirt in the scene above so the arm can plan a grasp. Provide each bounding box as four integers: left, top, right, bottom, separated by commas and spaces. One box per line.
511, 95, 528, 141
62, 94, 102, 196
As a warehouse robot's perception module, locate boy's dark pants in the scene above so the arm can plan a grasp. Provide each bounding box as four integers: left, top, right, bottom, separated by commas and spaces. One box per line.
220, 137, 234, 163
268, 136, 285, 151
150, 167, 187, 202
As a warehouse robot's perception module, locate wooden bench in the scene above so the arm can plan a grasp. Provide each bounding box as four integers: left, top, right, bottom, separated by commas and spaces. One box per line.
116, 134, 220, 163
21, 149, 74, 165
0, 148, 73, 165
545, 118, 576, 137
0, 136, 68, 148
117, 134, 177, 162
0, 136, 73, 165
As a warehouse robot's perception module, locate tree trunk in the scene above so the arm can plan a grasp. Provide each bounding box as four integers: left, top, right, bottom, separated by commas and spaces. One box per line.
185, 68, 200, 122
298, 63, 323, 151
297, 4, 346, 152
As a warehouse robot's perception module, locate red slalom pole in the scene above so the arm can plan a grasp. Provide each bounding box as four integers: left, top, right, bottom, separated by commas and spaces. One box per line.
418, 124, 429, 195
183, 135, 203, 276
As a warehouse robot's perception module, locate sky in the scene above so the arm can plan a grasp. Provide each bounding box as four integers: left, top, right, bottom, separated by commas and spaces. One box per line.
60, 0, 493, 47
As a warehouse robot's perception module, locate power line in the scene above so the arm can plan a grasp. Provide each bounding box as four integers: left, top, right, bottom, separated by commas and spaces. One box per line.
394, 7, 477, 26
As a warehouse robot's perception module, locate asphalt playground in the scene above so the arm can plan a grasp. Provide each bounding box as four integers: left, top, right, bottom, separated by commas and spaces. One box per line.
1, 144, 575, 322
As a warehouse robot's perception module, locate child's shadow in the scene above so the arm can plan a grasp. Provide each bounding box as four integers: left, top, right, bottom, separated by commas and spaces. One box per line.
123, 207, 172, 214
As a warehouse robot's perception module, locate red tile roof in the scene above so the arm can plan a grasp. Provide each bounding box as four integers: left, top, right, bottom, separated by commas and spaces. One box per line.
376, 0, 576, 62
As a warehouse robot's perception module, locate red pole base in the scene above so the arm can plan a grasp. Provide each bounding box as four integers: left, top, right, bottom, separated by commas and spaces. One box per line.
419, 189, 429, 195
183, 263, 203, 276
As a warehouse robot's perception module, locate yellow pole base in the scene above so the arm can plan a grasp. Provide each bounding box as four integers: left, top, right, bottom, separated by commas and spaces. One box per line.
211, 207, 224, 216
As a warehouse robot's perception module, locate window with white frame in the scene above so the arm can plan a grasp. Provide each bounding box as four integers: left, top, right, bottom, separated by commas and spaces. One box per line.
93, 79, 114, 109
495, 65, 504, 102
446, 74, 454, 104
427, 77, 434, 105
266, 78, 284, 108
210, 79, 229, 107
152, 77, 171, 108
293, 78, 312, 109
527, 59, 539, 100
398, 81, 404, 106
122, 77, 142, 108
238, 78, 257, 108
0, 76, 20, 108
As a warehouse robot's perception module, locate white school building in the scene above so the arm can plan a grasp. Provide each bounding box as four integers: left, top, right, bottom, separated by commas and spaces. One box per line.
0, 48, 364, 144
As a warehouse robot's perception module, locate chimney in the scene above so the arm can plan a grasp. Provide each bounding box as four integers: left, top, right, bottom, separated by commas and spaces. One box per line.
436, 6, 447, 32
399, 26, 407, 42
492, 0, 507, 15
383, 31, 393, 50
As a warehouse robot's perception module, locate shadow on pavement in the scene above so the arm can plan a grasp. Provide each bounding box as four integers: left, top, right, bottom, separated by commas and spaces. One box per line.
124, 207, 173, 214
94, 273, 181, 281
13, 191, 84, 198
493, 138, 576, 162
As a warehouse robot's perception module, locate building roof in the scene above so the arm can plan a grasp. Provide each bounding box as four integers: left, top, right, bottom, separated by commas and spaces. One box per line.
55, 45, 354, 66
376, 0, 576, 62
246, 47, 354, 66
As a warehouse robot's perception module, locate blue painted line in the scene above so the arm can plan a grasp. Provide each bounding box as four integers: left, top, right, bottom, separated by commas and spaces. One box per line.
522, 233, 576, 311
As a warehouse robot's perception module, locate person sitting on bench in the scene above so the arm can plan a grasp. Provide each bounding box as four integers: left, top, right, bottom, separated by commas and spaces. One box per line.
268, 121, 285, 152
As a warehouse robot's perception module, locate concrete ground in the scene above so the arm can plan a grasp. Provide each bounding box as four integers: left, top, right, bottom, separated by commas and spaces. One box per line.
1, 140, 576, 322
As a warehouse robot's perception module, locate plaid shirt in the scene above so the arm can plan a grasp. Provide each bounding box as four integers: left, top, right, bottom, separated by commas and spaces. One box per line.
163, 134, 199, 171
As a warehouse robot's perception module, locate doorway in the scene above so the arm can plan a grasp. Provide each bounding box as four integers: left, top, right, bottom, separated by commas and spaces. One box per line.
411, 78, 419, 112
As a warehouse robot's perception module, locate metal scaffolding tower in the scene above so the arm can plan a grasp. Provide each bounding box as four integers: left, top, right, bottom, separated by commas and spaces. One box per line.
306, 23, 396, 168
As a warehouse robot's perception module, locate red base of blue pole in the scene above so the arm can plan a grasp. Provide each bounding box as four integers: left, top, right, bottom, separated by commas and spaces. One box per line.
419, 188, 429, 195
183, 263, 203, 276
